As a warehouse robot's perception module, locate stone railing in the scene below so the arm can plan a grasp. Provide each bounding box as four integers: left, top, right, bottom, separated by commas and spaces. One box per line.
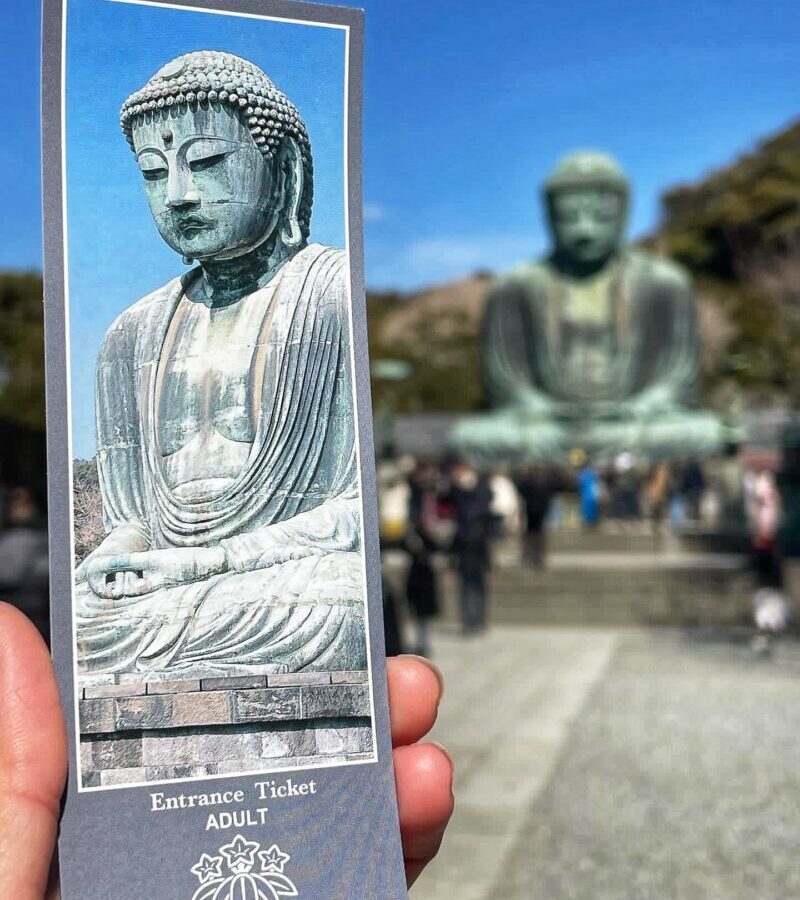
78, 671, 373, 788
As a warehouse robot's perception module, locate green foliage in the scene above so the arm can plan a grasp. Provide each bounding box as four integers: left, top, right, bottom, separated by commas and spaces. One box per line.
656, 120, 800, 403
0, 272, 46, 431
661, 122, 800, 277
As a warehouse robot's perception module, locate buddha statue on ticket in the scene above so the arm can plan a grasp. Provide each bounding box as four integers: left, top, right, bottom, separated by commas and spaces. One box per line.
75, 52, 366, 677
452, 151, 730, 463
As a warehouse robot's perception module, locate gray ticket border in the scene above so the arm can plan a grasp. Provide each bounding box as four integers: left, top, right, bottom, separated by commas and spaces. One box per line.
42, 1, 406, 897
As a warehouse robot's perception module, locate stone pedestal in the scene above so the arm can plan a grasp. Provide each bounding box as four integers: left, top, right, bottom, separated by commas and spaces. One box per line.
78, 671, 372, 788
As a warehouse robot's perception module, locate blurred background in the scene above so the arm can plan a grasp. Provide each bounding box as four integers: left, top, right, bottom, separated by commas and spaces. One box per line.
4, 1, 800, 898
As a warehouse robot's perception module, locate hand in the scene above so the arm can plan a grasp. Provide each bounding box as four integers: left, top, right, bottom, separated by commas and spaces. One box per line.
584, 399, 627, 421
86, 547, 228, 598
388, 655, 454, 885
0, 605, 453, 896
519, 392, 554, 419
75, 525, 150, 586
624, 388, 676, 420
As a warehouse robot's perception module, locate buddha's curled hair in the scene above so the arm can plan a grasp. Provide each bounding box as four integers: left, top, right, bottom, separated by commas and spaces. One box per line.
120, 50, 314, 241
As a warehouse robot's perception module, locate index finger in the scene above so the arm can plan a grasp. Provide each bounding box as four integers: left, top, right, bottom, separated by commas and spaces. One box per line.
387, 655, 444, 748
0, 603, 67, 900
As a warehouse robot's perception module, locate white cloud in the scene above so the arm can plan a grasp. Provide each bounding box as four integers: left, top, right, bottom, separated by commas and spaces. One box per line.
363, 202, 386, 222
367, 233, 543, 291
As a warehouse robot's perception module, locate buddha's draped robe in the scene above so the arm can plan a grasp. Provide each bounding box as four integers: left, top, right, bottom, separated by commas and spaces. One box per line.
76, 245, 367, 676
453, 250, 726, 461
483, 252, 699, 410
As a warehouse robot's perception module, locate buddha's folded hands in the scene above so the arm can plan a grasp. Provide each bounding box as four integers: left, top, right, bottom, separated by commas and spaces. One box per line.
74, 523, 151, 585
85, 545, 228, 598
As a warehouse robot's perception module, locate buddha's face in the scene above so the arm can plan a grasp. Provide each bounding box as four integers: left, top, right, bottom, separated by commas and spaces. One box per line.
548, 188, 626, 266
131, 104, 274, 260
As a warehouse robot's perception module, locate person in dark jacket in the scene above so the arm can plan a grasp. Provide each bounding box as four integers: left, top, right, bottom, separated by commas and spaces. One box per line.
448, 461, 493, 635
680, 457, 706, 522
404, 463, 442, 656
404, 526, 440, 657
515, 466, 554, 568
381, 571, 405, 657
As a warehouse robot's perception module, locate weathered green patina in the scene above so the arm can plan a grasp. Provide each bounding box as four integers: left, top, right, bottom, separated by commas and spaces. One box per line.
452, 151, 731, 464
75, 52, 366, 677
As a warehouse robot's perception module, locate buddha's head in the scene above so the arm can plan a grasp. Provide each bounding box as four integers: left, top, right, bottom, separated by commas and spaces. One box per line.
120, 51, 313, 264
544, 152, 629, 270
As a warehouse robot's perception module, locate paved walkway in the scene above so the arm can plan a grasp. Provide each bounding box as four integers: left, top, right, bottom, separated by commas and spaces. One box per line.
411, 625, 800, 900
411, 626, 619, 900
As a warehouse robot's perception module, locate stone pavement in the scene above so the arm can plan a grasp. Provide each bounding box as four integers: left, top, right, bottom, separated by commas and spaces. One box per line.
411, 624, 800, 900
410, 625, 620, 900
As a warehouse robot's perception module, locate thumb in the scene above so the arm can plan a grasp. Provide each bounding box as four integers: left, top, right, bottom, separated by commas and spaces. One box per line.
0, 602, 67, 900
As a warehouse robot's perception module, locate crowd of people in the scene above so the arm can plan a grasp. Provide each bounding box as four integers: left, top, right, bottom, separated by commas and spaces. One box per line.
0, 446, 795, 657
377, 446, 800, 656
568, 453, 723, 529
380, 459, 496, 656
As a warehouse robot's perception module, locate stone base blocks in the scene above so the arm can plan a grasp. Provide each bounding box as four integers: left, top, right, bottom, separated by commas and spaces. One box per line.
79, 671, 373, 788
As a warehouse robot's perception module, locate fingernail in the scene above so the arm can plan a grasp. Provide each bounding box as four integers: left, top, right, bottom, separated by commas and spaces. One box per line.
405, 654, 444, 700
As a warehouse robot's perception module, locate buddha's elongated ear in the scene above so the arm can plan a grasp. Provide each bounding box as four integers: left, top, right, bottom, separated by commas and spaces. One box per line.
276, 137, 304, 251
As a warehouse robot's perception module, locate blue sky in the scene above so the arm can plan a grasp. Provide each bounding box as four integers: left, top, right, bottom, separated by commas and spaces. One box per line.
0, 0, 800, 455
3, 0, 800, 297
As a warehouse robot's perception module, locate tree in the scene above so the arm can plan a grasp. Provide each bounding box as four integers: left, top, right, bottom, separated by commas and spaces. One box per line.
654, 119, 800, 404
0, 272, 46, 431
